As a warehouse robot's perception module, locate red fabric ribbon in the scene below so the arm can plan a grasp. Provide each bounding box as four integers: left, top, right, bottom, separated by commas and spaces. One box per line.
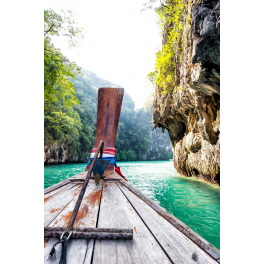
115, 166, 127, 181
91, 147, 116, 155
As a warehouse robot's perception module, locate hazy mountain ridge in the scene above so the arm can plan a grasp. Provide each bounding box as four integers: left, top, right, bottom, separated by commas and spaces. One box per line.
44, 68, 172, 165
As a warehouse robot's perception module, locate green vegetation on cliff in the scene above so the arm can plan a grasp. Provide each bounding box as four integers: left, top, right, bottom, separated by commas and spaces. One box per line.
116, 95, 173, 161
147, 0, 188, 94
45, 67, 172, 163
44, 9, 83, 155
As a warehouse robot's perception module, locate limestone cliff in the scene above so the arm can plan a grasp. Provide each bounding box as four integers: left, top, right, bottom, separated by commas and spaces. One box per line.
152, 0, 220, 184
44, 143, 87, 165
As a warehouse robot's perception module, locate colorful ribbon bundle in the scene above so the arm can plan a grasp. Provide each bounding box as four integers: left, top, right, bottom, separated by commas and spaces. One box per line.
88, 148, 117, 167
91, 147, 116, 156
88, 147, 127, 180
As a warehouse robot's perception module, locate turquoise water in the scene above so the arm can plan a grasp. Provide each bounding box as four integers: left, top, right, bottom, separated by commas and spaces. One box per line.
44, 161, 220, 249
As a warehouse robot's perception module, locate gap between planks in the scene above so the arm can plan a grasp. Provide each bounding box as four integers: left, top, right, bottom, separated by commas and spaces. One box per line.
92, 182, 171, 264
118, 183, 218, 264
44, 181, 103, 264
44, 184, 82, 227
89, 181, 104, 264
117, 183, 174, 264
119, 179, 220, 262
44, 180, 71, 195
44, 182, 76, 202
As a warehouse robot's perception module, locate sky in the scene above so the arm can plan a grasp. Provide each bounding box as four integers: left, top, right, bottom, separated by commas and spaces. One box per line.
44, 0, 161, 109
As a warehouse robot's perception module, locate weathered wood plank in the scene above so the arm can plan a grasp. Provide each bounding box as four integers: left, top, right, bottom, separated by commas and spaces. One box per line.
82, 239, 94, 264
93, 182, 171, 264
68, 171, 88, 180
119, 179, 220, 261
44, 170, 91, 195
44, 182, 103, 264
69, 180, 85, 184
119, 183, 218, 264
44, 179, 70, 194
44, 184, 81, 227
103, 170, 124, 180
44, 182, 72, 201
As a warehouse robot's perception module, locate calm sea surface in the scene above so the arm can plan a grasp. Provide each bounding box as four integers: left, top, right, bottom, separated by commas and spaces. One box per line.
44, 160, 220, 249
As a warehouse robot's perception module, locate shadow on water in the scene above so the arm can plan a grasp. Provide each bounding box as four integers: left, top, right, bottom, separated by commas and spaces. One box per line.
44, 160, 220, 250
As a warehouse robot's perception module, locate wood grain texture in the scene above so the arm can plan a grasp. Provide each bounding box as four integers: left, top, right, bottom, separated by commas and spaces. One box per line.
44, 184, 81, 227
92, 182, 171, 264
44, 182, 103, 264
94, 88, 124, 149
103, 170, 124, 180
44, 180, 70, 194
44, 171, 88, 195
68, 171, 88, 180
119, 183, 218, 264
44, 183, 72, 201
68, 181, 85, 184
120, 179, 220, 261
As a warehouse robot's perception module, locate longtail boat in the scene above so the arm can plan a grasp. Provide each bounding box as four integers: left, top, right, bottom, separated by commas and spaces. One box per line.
44, 88, 220, 263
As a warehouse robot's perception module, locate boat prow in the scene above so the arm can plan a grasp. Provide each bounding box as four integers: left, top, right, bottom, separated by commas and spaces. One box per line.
44, 88, 220, 263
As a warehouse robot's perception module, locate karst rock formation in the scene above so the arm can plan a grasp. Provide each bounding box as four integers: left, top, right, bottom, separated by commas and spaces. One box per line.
153, 0, 220, 184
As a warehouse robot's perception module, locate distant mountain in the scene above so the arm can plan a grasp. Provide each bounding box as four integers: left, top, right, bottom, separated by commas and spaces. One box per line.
44, 68, 172, 165
80, 68, 122, 89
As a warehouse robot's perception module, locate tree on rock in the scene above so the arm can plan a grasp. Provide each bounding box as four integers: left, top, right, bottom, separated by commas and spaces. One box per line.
44, 9, 83, 154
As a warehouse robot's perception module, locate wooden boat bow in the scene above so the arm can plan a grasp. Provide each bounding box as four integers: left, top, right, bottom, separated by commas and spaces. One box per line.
44, 87, 220, 263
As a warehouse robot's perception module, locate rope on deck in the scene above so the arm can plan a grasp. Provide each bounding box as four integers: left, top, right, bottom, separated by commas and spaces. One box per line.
46, 236, 68, 264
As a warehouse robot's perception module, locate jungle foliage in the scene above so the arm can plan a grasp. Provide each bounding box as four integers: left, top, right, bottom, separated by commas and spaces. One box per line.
147, 0, 188, 94
116, 96, 172, 161
69, 70, 172, 162
44, 9, 172, 163
44, 9, 83, 153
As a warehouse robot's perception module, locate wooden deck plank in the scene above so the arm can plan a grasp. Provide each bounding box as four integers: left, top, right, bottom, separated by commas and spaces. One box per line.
82, 240, 95, 264
103, 170, 124, 180
44, 182, 103, 264
44, 179, 71, 194
92, 182, 171, 264
44, 182, 73, 201
120, 179, 220, 261
68, 171, 88, 180
44, 184, 81, 227
118, 183, 218, 264
44, 170, 88, 195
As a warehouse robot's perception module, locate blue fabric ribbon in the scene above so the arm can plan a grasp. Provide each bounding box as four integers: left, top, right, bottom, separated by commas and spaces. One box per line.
88, 157, 117, 167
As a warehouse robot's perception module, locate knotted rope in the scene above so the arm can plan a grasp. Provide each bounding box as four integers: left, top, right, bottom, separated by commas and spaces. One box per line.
46, 235, 68, 263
